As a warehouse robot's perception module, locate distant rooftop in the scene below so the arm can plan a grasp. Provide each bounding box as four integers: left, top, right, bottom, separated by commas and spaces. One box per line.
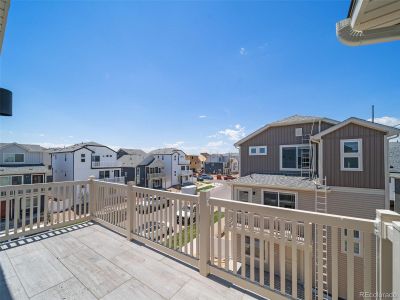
231, 173, 317, 191
0, 142, 46, 152
119, 148, 146, 156
150, 148, 181, 155
50, 142, 109, 153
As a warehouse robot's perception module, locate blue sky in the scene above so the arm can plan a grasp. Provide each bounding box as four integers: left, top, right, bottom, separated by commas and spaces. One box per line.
1, 1, 399, 153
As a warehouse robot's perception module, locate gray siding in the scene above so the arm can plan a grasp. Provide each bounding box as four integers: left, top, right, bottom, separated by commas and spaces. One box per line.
322, 123, 385, 189
240, 122, 333, 177
0, 145, 43, 165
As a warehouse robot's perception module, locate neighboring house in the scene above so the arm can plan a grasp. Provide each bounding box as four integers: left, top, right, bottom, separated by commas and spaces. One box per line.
117, 148, 146, 183
186, 154, 206, 173
50, 142, 122, 182
135, 155, 166, 189
204, 153, 240, 174
231, 115, 400, 300
0, 143, 52, 186
389, 142, 400, 212
151, 148, 193, 187
232, 115, 400, 219
0, 142, 51, 220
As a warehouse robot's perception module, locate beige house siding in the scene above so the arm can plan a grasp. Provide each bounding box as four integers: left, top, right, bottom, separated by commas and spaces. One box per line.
239, 122, 333, 177
322, 123, 385, 189
232, 183, 379, 299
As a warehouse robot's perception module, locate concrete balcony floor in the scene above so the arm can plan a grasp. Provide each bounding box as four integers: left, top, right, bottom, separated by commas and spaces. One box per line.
0, 222, 261, 300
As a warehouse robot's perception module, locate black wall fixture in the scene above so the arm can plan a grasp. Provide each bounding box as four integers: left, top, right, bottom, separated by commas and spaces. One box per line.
0, 88, 12, 116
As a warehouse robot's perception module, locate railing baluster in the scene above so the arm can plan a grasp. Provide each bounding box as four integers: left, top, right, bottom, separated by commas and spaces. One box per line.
184, 201, 188, 254
347, 228, 355, 300
5, 192, 10, 238
22, 188, 26, 232
304, 222, 312, 300
240, 211, 246, 279
363, 231, 371, 297
13, 190, 19, 234
332, 226, 339, 300
173, 198, 177, 248
269, 218, 275, 290
43, 187, 48, 228
62, 185, 66, 223
259, 217, 265, 286
317, 224, 324, 299
291, 221, 298, 299
29, 190, 34, 230
250, 212, 255, 282
232, 211, 237, 274
224, 208, 229, 272
217, 206, 222, 268
178, 199, 183, 251
190, 202, 193, 256
37, 187, 42, 228
279, 219, 285, 295
210, 204, 215, 263
196, 199, 199, 259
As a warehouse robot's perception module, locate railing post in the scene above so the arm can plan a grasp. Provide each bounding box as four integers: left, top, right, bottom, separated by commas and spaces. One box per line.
199, 191, 211, 276
388, 221, 400, 298
88, 176, 96, 219
375, 209, 400, 298
127, 181, 136, 241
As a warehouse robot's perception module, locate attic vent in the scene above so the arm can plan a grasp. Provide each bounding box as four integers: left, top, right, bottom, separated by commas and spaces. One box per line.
295, 128, 303, 137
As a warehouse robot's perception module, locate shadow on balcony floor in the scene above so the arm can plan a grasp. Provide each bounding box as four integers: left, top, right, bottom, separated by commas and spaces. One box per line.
0, 222, 264, 299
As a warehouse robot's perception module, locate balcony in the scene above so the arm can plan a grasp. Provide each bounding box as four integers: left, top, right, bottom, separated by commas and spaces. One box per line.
179, 170, 193, 177
92, 161, 118, 168
0, 180, 399, 300
147, 172, 166, 180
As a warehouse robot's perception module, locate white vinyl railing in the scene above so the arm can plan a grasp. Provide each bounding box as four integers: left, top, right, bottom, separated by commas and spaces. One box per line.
1, 179, 399, 300
0, 181, 90, 242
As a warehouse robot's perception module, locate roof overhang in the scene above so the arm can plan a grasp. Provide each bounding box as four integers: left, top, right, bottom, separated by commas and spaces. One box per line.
337, 0, 400, 46
0, 0, 10, 53
312, 117, 400, 141
234, 117, 338, 147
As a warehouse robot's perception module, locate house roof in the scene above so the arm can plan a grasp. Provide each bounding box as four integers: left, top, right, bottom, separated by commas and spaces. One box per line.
234, 115, 339, 147
389, 142, 400, 173
0, 143, 46, 152
337, 0, 400, 46
312, 117, 400, 140
118, 152, 147, 168
0, 0, 10, 53
119, 148, 146, 156
230, 174, 318, 191
137, 155, 156, 166
50, 142, 112, 153
150, 148, 181, 155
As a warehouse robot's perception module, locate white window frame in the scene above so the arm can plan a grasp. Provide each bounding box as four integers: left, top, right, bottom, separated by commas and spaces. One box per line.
340, 139, 363, 171
341, 228, 363, 257
249, 146, 268, 156
279, 144, 315, 171
261, 188, 298, 209
234, 187, 252, 203
295, 128, 303, 137
3, 153, 25, 164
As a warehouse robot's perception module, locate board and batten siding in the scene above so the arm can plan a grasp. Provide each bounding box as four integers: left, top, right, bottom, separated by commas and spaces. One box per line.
239, 122, 333, 177
0, 145, 43, 165
322, 123, 385, 189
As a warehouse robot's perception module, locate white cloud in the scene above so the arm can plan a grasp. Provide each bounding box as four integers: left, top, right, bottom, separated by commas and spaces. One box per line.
39, 133, 45, 137
217, 124, 245, 141
367, 116, 400, 127
68, 135, 74, 138
239, 48, 247, 56
38, 142, 70, 149
199, 115, 207, 119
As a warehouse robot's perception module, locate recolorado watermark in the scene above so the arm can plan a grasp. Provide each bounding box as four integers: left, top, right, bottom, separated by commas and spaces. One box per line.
360, 292, 398, 298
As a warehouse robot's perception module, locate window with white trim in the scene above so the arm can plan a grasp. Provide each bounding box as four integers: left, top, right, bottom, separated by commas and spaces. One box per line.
341, 228, 362, 257
262, 190, 296, 209
280, 145, 312, 171
340, 139, 363, 171
3, 153, 25, 163
249, 146, 267, 156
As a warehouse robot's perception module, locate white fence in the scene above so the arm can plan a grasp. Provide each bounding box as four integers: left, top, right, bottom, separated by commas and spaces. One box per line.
1, 179, 399, 300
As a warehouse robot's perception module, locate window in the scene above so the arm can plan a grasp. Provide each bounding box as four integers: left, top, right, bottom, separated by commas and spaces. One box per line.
181, 166, 185, 171
249, 146, 267, 156
295, 128, 303, 137
92, 155, 100, 162
99, 171, 105, 179
114, 170, 120, 177
3, 153, 25, 163
186, 166, 189, 170
280, 145, 312, 171
341, 139, 363, 171
105, 171, 110, 178
81, 153, 85, 162
174, 171, 176, 176
341, 229, 362, 257
236, 188, 252, 202
262, 190, 296, 209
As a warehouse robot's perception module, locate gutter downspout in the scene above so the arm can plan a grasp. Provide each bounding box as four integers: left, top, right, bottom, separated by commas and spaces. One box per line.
387, 134, 400, 210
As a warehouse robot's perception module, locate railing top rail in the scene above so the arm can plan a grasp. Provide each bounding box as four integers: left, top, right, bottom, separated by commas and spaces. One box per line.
209, 196, 376, 233
93, 180, 127, 187
132, 185, 199, 202
0, 180, 89, 191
